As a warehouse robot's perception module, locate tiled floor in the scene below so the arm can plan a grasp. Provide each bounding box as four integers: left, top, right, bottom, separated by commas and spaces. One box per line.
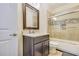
49, 49, 63, 56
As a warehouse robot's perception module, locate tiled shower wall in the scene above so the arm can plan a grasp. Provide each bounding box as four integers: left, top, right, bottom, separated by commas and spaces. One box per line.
48, 12, 79, 42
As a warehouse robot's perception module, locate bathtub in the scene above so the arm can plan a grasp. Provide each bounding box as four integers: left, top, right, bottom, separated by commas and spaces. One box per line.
50, 38, 79, 56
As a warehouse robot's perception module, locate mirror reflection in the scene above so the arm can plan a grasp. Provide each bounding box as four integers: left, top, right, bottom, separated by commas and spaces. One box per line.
23, 3, 39, 29
26, 6, 38, 28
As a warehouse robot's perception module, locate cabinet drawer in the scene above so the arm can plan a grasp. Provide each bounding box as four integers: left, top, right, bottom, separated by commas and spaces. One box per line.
34, 35, 49, 44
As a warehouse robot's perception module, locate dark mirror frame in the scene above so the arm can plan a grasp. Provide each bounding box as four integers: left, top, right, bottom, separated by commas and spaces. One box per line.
22, 3, 39, 29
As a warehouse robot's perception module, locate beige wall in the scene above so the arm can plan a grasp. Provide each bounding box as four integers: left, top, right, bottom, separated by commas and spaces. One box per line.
17, 4, 23, 56
39, 4, 48, 33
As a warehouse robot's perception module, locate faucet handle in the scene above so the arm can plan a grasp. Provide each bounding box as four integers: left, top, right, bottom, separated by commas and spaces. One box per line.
32, 30, 35, 33
28, 29, 35, 33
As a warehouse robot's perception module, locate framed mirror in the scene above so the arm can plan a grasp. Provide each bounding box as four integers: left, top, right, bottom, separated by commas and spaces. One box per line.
22, 3, 39, 29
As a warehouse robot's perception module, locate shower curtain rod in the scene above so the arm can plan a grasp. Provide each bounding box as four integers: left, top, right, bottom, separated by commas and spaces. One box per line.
48, 9, 79, 19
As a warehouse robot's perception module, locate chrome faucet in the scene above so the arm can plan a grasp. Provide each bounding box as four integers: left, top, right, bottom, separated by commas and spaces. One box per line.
29, 29, 35, 34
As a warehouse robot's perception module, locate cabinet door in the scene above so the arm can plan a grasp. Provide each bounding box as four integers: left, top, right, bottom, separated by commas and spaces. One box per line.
43, 40, 49, 56
34, 43, 43, 56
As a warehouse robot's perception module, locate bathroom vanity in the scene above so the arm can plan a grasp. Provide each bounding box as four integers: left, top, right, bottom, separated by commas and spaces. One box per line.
23, 33, 49, 56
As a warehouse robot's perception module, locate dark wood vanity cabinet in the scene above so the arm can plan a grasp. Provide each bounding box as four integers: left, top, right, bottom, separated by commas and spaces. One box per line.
23, 35, 49, 56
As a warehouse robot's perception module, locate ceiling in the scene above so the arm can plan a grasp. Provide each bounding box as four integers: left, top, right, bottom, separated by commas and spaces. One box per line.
48, 3, 67, 10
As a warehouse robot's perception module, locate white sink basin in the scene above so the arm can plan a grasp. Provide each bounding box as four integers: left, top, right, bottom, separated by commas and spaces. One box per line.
23, 32, 49, 37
